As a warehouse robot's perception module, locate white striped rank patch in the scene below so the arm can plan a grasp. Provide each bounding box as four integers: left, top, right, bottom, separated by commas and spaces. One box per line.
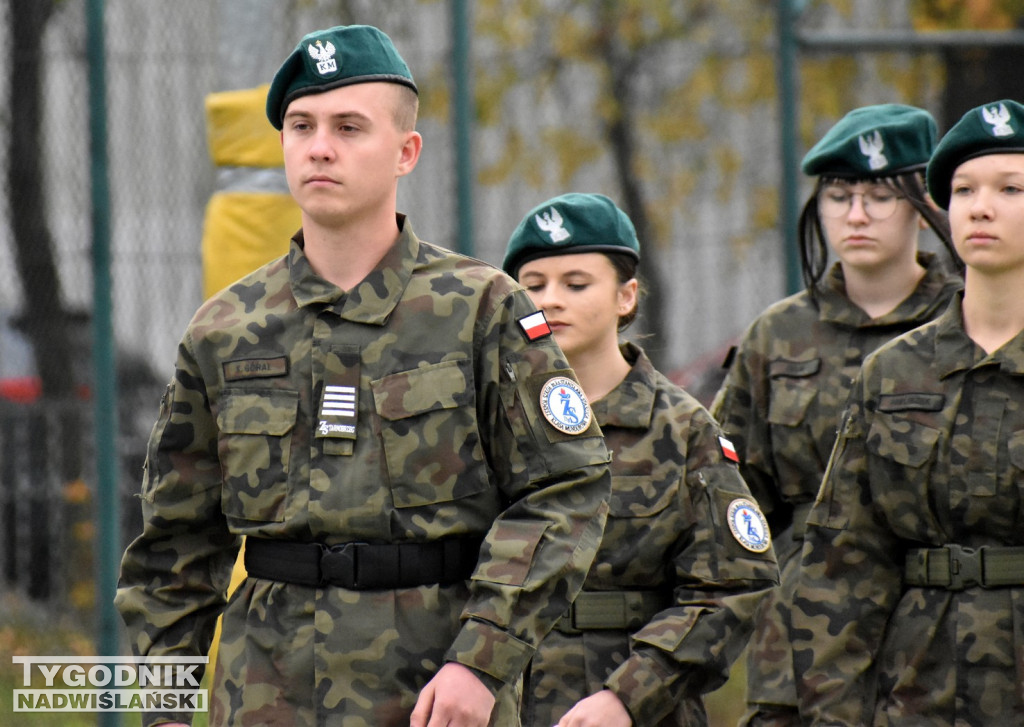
317, 384, 357, 439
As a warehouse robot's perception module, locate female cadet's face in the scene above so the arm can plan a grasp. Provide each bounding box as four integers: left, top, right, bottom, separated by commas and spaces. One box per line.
818, 180, 923, 275
517, 253, 636, 362
948, 153, 1024, 277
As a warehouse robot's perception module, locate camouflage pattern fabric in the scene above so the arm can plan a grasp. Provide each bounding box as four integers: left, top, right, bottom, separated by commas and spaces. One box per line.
115, 216, 612, 727
523, 344, 779, 727
710, 252, 960, 723
793, 293, 1024, 725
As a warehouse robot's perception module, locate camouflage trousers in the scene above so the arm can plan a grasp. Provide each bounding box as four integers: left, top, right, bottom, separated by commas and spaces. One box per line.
209, 578, 521, 726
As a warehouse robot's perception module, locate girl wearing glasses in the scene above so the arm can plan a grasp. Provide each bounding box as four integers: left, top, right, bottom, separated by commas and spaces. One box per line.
711, 104, 962, 727
793, 98, 1024, 725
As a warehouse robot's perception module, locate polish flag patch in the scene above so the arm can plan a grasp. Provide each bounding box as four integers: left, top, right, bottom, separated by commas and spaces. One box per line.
719, 436, 739, 463
518, 311, 552, 341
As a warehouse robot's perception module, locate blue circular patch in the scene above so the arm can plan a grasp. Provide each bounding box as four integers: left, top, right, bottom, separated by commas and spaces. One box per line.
727, 498, 771, 553
539, 376, 591, 435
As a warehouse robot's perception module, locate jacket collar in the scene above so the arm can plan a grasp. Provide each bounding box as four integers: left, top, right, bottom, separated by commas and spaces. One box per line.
287, 214, 419, 325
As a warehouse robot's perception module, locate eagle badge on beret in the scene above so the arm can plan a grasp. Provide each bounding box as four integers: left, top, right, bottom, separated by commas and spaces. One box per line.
308, 39, 338, 76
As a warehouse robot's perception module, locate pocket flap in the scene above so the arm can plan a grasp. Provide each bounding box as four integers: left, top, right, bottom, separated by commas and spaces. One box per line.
217, 389, 298, 435
373, 359, 474, 421
867, 416, 940, 467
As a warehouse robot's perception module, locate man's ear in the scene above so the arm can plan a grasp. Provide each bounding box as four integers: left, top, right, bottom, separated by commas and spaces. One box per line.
397, 131, 423, 177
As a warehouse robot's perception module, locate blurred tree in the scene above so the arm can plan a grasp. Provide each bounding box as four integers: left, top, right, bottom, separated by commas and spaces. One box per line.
471, 0, 775, 369
914, 0, 1024, 28
6, 0, 75, 399
912, 0, 1024, 121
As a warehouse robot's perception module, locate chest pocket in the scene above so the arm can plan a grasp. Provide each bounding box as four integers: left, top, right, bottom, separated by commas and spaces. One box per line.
607, 474, 675, 518
216, 389, 298, 523
373, 359, 488, 508
1010, 430, 1024, 472
766, 358, 820, 427
866, 414, 941, 512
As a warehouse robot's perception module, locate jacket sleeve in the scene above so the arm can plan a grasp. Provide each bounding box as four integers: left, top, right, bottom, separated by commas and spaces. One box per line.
115, 332, 240, 669
447, 287, 612, 687
711, 320, 787, 521
603, 407, 779, 725
791, 374, 901, 726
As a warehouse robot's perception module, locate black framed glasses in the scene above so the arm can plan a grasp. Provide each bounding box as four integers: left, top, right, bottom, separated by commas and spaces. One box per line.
818, 185, 905, 220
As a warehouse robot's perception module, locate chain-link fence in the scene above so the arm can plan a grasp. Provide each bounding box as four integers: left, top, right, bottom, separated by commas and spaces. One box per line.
3, 0, 1015, 626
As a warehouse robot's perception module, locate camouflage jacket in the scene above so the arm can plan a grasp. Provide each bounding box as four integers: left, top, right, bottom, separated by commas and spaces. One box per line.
794, 293, 1024, 726
709, 253, 960, 712
523, 343, 779, 727
115, 217, 611, 727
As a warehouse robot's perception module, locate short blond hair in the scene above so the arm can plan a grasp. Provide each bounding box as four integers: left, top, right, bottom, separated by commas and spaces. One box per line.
391, 85, 419, 132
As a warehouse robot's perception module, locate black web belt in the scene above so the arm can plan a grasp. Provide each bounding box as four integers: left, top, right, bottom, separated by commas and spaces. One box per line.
244, 535, 483, 590
905, 544, 1024, 591
553, 590, 671, 634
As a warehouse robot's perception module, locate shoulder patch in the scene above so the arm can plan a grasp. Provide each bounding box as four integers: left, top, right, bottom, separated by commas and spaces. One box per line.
877, 393, 945, 413
223, 356, 289, 381
721, 344, 737, 370
719, 436, 740, 463
518, 311, 552, 341
726, 498, 772, 553
539, 376, 591, 435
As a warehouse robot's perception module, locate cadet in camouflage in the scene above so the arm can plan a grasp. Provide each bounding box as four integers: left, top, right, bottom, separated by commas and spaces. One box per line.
792, 98, 1024, 726
710, 105, 962, 727
115, 25, 611, 727
504, 193, 779, 727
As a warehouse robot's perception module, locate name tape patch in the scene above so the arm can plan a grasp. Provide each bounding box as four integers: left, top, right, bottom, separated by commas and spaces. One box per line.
223, 357, 288, 381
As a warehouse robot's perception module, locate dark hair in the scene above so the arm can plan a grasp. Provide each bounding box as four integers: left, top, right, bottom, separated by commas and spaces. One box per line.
798, 170, 963, 304
605, 252, 641, 331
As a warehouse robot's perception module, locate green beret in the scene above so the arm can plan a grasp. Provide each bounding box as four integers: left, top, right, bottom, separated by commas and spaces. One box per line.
926, 99, 1024, 210
266, 25, 417, 130
801, 104, 937, 179
502, 193, 640, 277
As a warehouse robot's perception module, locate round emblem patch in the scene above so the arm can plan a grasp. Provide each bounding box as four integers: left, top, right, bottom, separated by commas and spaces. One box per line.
726, 498, 772, 553
539, 376, 591, 435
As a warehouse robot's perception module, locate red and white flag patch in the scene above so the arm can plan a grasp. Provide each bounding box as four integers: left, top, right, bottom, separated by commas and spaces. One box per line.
719, 436, 739, 463
518, 311, 552, 341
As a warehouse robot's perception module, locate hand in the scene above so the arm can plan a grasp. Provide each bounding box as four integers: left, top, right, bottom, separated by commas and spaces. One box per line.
554, 689, 632, 727
410, 662, 496, 727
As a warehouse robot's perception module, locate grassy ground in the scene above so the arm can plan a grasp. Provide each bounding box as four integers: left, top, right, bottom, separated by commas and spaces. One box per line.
0, 592, 98, 726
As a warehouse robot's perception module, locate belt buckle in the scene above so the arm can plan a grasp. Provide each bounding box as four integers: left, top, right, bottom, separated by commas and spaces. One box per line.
945, 544, 982, 591
319, 542, 361, 589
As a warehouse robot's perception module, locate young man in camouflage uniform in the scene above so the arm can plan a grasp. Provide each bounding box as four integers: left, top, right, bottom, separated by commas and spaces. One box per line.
792, 98, 1024, 726
503, 193, 779, 727
711, 105, 962, 727
115, 25, 611, 727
